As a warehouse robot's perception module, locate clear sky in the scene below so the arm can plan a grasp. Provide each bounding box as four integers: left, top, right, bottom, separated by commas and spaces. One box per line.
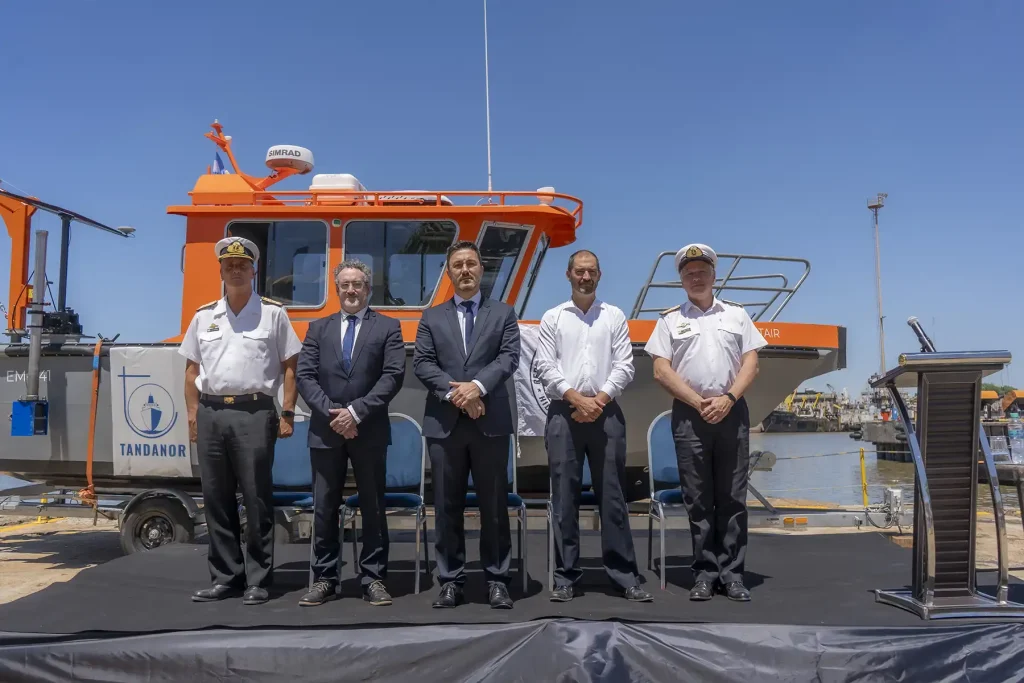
2, 0, 1022, 395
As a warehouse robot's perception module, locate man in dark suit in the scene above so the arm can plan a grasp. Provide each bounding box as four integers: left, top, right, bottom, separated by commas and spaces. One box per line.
413, 240, 521, 609
296, 259, 405, 607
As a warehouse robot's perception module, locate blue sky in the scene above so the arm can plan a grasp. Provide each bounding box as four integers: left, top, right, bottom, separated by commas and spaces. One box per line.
1, 1, 1022, 395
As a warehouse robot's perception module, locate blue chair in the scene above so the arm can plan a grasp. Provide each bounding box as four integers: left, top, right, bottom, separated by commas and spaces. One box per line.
545, 459, 596, 591
465, 438, 528, 592
272, 417, 315, 508
340, 413, 429, 594
647, 409, 684, 589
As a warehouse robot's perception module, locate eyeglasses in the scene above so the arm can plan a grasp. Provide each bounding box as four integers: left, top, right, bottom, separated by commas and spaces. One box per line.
337, 280, 366, 291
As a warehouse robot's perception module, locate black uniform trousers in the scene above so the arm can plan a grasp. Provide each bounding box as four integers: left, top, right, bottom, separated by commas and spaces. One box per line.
546, 399, 640, 590
671, 398, 750, 585
310, 442, 388, 586
428, 415, 512, 587
196, 397, 278, 589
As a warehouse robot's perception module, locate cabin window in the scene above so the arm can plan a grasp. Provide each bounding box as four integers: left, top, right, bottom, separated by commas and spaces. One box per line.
515, 233, 549, 317
227, 220, 328, 307
344, 220, 458, 307
477, 223, 531, 301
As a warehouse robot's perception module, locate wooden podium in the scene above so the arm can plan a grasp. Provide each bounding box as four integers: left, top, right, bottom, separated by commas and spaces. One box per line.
870, 350, 1024, 619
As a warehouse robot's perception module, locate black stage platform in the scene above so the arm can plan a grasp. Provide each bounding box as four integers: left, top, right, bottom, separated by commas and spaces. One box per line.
1, 530, 1023, 682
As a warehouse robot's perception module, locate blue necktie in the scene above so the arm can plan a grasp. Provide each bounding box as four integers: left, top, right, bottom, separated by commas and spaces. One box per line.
342, 315, 357, 371
461, 300, 475, 351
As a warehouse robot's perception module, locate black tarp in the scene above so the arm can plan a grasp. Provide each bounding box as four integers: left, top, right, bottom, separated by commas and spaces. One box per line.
2, 620, 1024, 683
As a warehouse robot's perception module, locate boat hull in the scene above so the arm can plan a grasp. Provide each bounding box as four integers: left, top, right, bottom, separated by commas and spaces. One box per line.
0, 342, 842, 497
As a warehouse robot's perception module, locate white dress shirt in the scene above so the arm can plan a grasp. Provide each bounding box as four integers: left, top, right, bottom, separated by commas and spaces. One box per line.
644, 297, 767, 399
451, 291, 487, 397
340, 307, 368, 423
179, 293, 302, 395
534, 298, 635, 401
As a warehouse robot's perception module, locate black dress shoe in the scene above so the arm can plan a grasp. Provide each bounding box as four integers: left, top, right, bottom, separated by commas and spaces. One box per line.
689, 580, 714, 601
191, 584, 243, 602
243, 586, 270, 605
364, 580, 393, 606
549, 585, 574, 602
624, 586, 653, 602
488, 583, 513, 609
432, 582, 464, 608
299, 580, 338, 607
723, 581, 751, 602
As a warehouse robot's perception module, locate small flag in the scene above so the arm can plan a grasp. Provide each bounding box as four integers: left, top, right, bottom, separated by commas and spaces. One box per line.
211, 153, 230, 174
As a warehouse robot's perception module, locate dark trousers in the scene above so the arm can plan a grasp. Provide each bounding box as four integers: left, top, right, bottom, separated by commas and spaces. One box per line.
428, 416, 511, 587
671, 398, 750, 585
310, 443, 388, 586
196, 399, 277, 588
546, 400, 639, 590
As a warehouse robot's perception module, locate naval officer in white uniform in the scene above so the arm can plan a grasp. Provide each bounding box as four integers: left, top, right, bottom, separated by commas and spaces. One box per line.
179, 236, 302, 605
644, 243, 767, 602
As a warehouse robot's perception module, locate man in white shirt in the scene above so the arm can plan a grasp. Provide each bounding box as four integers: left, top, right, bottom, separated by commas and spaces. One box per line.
535, 250, 652, 603
644, 243, 767, 602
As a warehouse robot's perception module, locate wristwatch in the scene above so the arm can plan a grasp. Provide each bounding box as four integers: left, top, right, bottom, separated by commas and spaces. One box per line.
725, 392, 737, 404
280, 410, 295, 418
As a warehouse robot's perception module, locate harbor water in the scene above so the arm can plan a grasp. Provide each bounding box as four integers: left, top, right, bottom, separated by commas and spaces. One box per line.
751, 432, 1021, 513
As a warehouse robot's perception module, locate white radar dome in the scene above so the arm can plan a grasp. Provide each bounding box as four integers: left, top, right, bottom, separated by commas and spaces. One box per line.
265, 145, 315, 174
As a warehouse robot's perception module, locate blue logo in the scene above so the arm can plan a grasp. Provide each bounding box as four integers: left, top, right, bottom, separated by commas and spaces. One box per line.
119, 368, 179, 439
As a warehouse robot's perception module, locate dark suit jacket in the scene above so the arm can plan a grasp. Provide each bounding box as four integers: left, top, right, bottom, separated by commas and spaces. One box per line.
413, 297, 520, 439
297, 309, 405, 450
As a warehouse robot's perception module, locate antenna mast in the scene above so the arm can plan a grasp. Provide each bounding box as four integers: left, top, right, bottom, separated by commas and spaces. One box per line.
484, 0, 493, 192
868, 192, 888, 376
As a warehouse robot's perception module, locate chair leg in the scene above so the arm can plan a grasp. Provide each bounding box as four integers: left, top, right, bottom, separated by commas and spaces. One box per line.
414, 508, 422, 595
546, 502, 554, 593
647, 513, 653, 571
307, 521, 316, 589
350, 515, 358, 581
659, 512, 667, 590
520, 507, 528, 593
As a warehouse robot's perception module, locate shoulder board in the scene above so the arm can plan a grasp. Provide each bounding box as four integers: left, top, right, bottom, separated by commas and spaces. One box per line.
659, 305, 680, 316
722, 300, 744, 308
196, 300, 218, 311
260, 296, 283, 307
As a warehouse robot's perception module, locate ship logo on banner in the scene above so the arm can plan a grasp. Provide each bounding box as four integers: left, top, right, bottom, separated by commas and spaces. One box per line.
513, 324, 549, 437
110, 347, 192, 478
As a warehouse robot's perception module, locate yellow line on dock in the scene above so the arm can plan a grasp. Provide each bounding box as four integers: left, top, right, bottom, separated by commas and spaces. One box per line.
0, 518, 62, 535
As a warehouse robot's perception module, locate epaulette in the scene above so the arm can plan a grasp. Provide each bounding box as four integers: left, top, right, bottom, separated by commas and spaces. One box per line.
260, 296, 283, 307
721, 299, 744, 308
660, 305, 680, 316
196, 300, 218, 311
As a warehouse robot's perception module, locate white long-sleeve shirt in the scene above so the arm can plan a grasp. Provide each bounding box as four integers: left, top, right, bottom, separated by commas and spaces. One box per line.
534, 299, 635, 401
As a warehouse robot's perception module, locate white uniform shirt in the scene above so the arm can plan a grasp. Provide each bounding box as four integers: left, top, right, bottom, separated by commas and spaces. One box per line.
339, 307, 368, 423
644, 298, 767, 398
179, 293, 302, 396
535, 299, 635, 400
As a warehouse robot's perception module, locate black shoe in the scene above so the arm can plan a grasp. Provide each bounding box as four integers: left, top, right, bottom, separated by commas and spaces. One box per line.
624, 586, 653, 602
722, 581, 751, 602
299, 580, 338, 607
364, 580, 392, 606
242, 586, 270, 605
488, 583, 513, 609
689, 580, 714, 601
432, 582, 464, 608
191, 584, 243, 602
549, 585, 575, 602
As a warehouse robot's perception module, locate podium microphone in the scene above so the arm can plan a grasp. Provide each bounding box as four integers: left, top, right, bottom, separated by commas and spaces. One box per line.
906, 316, 936, 353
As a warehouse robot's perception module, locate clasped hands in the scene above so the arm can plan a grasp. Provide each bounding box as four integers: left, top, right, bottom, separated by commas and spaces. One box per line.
698, 395, 733, 424
328, 407, 358, 438
568, 391, 611, 423
449, 381, 486, 419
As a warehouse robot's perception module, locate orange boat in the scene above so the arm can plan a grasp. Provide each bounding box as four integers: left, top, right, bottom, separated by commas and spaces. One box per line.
0, 121, 845, 504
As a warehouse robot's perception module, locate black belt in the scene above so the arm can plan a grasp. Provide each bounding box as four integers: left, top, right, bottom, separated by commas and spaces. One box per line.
200, 393, 273, 406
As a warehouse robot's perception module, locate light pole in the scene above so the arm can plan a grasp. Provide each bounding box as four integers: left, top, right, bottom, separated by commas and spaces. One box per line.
868, 193, 887, 377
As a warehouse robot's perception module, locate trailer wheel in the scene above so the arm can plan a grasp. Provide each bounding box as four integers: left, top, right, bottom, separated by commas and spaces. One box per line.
120, 498, 195, 555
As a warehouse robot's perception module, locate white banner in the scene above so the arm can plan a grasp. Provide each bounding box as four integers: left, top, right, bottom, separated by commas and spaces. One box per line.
110, 347, 192, 478
514, 323, 551, 437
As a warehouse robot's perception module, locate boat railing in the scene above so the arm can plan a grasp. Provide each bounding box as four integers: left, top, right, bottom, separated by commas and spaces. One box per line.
630, 251, 811, 322
193, 188, 583, 227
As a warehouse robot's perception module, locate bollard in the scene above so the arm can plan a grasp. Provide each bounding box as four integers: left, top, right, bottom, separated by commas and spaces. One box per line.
860, 448, 869, 507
